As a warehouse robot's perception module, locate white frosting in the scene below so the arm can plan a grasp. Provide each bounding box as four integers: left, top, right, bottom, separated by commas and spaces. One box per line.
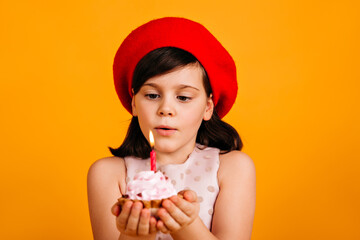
126, 171, 178, 200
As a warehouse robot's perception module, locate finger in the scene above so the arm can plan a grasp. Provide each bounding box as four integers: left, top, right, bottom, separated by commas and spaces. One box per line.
125, 201, 143, 234
116, 201, 133, 232
183, 190, 198, 202
177, 190, 197, 202
149, 216, 157, 234
137, 208, 150, 236
111, 203, 120, 216
177, 190, 186, 197
156, 219, 170, 234
169, 195, 198, 218
157, 208, 181, 232
162, 199, 190, 226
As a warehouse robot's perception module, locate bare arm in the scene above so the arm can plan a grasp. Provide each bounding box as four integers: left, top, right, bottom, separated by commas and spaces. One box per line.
87, 157, 126, 240
212, 151, 256, 239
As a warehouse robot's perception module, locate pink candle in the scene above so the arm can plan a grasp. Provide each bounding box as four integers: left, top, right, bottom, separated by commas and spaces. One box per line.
149, 130, 156, 171
150, 149, 156, 171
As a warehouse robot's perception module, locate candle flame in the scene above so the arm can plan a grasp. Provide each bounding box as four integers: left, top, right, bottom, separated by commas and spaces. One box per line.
149, 130, 155, 148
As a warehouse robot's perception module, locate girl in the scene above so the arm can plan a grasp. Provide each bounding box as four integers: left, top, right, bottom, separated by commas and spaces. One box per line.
87, 17, 256, 240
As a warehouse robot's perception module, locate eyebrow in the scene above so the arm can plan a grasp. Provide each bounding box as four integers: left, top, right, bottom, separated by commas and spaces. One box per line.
142, 83, 200, 91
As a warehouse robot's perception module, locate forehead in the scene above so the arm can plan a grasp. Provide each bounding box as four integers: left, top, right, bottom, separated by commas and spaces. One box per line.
143, 64, 204, 89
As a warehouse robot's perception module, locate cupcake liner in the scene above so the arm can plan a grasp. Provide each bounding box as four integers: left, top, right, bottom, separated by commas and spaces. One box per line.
117, 197, 163, 216
117, 194, 183, 217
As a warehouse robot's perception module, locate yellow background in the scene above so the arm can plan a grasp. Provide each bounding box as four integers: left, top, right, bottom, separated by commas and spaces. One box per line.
1, 0, 359, 239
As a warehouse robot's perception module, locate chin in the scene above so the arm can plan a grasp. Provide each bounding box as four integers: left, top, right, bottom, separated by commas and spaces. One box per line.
155, 144, 178, 153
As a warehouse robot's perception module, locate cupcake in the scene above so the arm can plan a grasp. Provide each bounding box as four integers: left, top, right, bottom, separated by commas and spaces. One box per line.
118, 171, 178, 216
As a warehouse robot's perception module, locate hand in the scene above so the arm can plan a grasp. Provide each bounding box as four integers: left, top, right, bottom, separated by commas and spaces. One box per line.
111, 201, 157, 238
156, 190, 200, 234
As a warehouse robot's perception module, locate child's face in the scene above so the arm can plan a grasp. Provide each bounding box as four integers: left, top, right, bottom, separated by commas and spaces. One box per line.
132, 64, 214, 155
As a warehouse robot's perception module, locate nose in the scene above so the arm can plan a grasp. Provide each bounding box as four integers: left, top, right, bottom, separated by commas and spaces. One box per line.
157, 97, 175, 117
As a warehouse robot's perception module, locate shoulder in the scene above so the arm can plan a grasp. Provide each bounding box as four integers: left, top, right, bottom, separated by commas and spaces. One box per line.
219, 151, 255, 171
88, 156, 125, 171
88, 156, 125, 178
218, 151, 256, 185
87, 156, 127, 193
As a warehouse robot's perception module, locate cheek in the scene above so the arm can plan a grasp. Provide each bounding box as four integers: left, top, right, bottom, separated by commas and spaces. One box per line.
136, 100, 154, 118
136, 107, 153, 134
180, 107, 205, 127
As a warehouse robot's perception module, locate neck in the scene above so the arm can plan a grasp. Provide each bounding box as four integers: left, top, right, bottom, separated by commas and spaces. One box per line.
155, 143, 196, 166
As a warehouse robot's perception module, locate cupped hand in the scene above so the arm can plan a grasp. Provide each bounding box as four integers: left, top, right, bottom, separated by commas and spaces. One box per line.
111, 201, 157, 238
156, 190, 200, 234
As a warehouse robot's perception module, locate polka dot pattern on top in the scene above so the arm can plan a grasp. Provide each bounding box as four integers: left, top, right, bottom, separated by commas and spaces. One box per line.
124, 144, 220, 240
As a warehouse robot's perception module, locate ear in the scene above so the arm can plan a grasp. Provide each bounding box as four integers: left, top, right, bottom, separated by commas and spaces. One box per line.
131, 90, 137, 117
203, 95, 214, 121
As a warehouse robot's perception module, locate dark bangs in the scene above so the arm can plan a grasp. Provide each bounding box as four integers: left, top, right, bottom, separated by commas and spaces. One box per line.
132, 47, 211, 96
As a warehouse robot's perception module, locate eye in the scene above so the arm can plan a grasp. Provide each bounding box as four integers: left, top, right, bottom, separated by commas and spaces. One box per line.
177, 96, 192, 102
145, 93, 160, 100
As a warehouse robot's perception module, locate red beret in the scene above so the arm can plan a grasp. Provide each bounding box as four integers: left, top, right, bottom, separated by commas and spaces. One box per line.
113, 17, 237, 118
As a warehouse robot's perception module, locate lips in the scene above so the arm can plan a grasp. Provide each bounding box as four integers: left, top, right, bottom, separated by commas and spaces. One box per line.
155, 125, 176, 130
154, 125, 177, 136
